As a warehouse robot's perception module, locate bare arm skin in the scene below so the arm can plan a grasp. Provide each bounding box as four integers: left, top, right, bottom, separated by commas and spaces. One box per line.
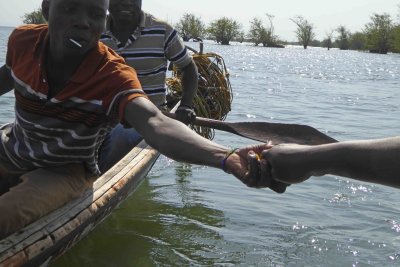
0, 65, 14, 96
174, 60, 198, 124
124, 97, 273, 186
262, 137, 400, 188
179, 60, 198, 107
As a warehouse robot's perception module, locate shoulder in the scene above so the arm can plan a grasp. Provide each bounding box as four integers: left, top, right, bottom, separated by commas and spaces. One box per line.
97, 43, 141, 88
143, 12, 174, 30
98, 42, 130, 71
8, 24, 47, 45
7, 24, 47, 66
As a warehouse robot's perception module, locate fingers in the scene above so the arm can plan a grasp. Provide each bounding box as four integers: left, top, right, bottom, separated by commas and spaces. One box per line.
261, 158, 289, 193
245, 151, 260, 187
242, 150, 289, 193
269, 180, 289, 194
245, 152, 274, 189
259, 159, 271, 188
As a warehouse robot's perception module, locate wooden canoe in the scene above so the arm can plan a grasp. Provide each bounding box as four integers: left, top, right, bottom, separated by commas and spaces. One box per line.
0, 139, 160, 267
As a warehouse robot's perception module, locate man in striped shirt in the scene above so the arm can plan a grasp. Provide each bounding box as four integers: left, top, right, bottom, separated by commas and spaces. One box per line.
98, 0, 198, 172
0, 0, 272, 239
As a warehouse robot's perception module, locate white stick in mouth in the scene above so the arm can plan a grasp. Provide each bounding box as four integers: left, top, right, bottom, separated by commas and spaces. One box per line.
69, 38, 82, 48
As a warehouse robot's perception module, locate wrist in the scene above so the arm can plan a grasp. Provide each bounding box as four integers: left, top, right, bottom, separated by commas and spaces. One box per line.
178, 104, 193, 109
221, 148, 239, 173
308, 144, 340, 177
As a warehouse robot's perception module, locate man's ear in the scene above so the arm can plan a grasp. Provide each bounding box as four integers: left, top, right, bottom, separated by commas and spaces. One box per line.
42, 0, 50, 22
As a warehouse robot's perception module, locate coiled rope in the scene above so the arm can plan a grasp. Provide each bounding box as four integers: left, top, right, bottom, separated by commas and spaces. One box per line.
167, 45, 233, 140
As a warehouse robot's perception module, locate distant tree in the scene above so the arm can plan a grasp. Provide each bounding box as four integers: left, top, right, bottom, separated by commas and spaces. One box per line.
310, 39, 322, 47
290, 16, 315, 49
263, 14, 278, 46
237, 30, 245, 43
398, 4, 400, 23
336, 25, 350, 50
392, 26, 400, 53
175, 13, 205, 41
364, 13, 394, 54
22, 7, 46, 24
207, 17, 241, 45
349, 32, 367, 50
322, 30, 335, 50
248, 17, 264, 46
394, 5, 400, 53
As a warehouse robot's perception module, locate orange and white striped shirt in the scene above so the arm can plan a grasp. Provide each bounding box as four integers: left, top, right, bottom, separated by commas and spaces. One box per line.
3, 24, 145, 175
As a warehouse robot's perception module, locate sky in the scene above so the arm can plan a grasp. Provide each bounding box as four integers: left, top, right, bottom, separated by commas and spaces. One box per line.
0, 0, 399, 41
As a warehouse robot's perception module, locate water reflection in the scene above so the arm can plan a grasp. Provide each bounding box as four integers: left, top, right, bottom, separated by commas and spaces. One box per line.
53, 161, 228, 266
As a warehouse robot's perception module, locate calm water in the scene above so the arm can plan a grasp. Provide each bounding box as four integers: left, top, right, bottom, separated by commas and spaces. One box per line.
1, 26, 400, 266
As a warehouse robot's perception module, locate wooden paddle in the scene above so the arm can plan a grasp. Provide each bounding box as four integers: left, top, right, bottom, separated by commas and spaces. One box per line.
165, 113, 337, 145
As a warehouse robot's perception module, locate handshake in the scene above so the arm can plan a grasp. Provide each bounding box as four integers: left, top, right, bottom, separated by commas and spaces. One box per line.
223, 136, 400, 193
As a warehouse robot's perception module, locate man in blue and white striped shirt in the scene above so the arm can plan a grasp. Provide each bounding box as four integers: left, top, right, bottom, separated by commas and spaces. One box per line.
99, 0, 199, 172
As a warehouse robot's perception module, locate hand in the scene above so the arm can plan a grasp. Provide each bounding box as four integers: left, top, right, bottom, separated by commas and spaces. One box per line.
174, 105, 196, 125
261, 144, 314, 185
224, 143, 289, 193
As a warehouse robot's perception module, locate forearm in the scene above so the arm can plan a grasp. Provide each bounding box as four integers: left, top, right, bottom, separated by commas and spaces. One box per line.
149, 115, 228, 167
309, 137, 400, 187
179, 61, 198, 107
126, 98, 228, 168
0, 64, 14, 96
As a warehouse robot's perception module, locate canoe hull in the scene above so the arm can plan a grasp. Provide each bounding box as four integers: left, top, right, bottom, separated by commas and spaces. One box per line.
0, 141, 159, 267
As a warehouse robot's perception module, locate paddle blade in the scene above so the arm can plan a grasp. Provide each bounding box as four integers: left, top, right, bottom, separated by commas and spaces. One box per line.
164, 112, 337, 146
227, 121, 337, 145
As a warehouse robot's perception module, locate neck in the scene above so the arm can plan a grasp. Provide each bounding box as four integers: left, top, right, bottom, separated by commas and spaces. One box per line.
45, 46, 84, 97
48, 48, 83, 71
111, 15, 141, 34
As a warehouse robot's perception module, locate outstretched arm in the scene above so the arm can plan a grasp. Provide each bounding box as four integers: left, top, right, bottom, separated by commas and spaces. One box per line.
262, 137, 400, 188
124, 97, 273, 187
0, 64, 14, 96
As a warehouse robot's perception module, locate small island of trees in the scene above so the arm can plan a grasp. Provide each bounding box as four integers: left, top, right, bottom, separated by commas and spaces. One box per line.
174, 5, 400, 54
22, 5, 400, 54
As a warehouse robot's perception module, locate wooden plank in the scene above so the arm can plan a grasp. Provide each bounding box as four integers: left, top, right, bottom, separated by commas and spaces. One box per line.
0, 141, 160, 266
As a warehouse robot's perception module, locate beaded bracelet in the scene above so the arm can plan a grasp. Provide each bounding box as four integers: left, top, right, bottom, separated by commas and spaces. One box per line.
221, 148, 239, 174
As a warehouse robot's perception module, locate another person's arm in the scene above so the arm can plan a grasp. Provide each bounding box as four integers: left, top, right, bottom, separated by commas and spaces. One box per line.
0, 64, 14, 96
261, 137, 400, 188
124, 96, 273, 187
174, 59, 198, 124
179, 60, 198, 108
165, 23, 198, 124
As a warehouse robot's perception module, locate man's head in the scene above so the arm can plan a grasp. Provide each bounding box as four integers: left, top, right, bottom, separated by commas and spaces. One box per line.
41, 0, 109, 59
108, 0, 142, 25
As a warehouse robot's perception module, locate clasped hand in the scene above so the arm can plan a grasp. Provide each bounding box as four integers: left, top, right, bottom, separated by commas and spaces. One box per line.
224, 143, 290, 193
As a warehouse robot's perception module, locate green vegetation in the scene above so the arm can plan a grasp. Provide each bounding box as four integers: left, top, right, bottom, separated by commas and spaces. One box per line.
322, 30, 334, 50
393, 26, 400, 53
349, 32, 367, 50
22, 7, 46, 24
290, 16, 315, 49
22, 4, 400, 54
175, 13, 205, 41
336, 26, 350, 50
248, 14, 280, 47
206, 17, 241, 45
364, 13, 394, 54
173, 5, 400, 54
